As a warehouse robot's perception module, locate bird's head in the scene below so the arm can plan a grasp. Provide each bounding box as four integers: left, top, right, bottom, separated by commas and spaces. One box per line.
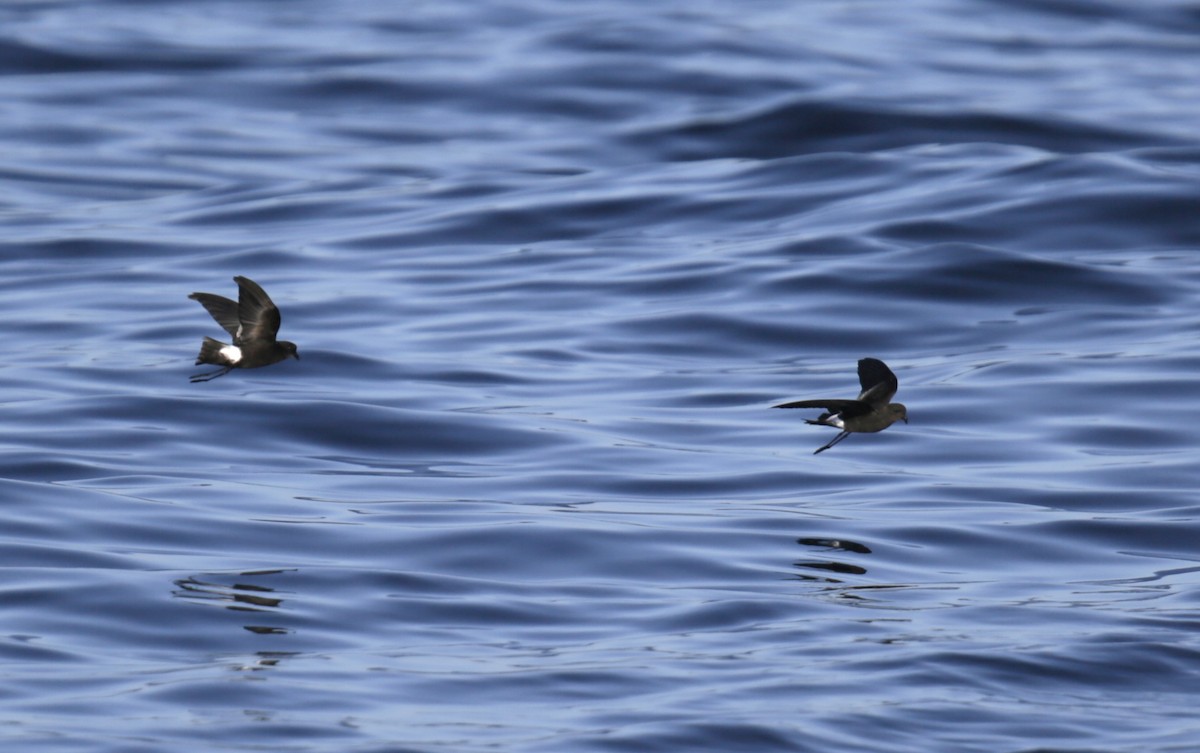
888, 403, 908, 424
280, 341, 300, 360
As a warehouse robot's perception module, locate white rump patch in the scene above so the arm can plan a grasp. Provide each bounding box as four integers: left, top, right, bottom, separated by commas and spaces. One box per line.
219, 345, 243, 364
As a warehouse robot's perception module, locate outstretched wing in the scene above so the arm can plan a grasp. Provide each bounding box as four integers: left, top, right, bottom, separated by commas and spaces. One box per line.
773, 398, 874, 418
188, 293, 241, 338
856, 358, 898, 406
234, 276, 282, 343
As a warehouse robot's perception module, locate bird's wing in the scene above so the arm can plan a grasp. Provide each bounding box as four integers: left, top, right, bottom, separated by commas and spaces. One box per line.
188, 293, 241, 338
234, 276, 282, 342
856, 358, 898, 406
773, 398, 873, 418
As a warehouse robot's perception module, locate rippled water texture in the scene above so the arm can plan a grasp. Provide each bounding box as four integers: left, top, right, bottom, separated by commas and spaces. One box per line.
2, 1, 1199, 751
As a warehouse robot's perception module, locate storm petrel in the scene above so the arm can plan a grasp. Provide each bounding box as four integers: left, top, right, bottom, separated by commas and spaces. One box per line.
774, 358, 907, 454
188, 276, 299, 383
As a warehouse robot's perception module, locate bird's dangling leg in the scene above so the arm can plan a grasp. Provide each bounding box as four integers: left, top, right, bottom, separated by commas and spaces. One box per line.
813, 430, 851, 455
190, 366, 232, 383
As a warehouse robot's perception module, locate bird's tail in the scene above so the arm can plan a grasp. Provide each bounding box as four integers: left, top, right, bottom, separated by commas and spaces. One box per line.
195, 336, 227, 365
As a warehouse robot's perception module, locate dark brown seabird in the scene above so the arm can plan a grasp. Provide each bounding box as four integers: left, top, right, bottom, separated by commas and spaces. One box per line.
774, 358, 907, 454
188, 276, 299, 383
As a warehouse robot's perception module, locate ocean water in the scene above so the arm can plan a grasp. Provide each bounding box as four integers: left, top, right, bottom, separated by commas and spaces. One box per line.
1, 1, 1199, 751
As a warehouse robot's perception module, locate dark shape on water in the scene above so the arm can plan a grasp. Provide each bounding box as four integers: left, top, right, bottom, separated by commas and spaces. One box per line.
774, 358, 907, 454
797, 538, 872, 554
793, 560, 868, 576
188, 276, 299, 383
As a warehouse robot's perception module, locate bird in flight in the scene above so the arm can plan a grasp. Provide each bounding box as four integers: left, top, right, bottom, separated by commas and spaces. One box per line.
188, 276, 299, 383
774, 358, 907, 454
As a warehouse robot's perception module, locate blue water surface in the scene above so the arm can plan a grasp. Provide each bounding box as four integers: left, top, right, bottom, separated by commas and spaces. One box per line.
2, 1, 1199, 752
